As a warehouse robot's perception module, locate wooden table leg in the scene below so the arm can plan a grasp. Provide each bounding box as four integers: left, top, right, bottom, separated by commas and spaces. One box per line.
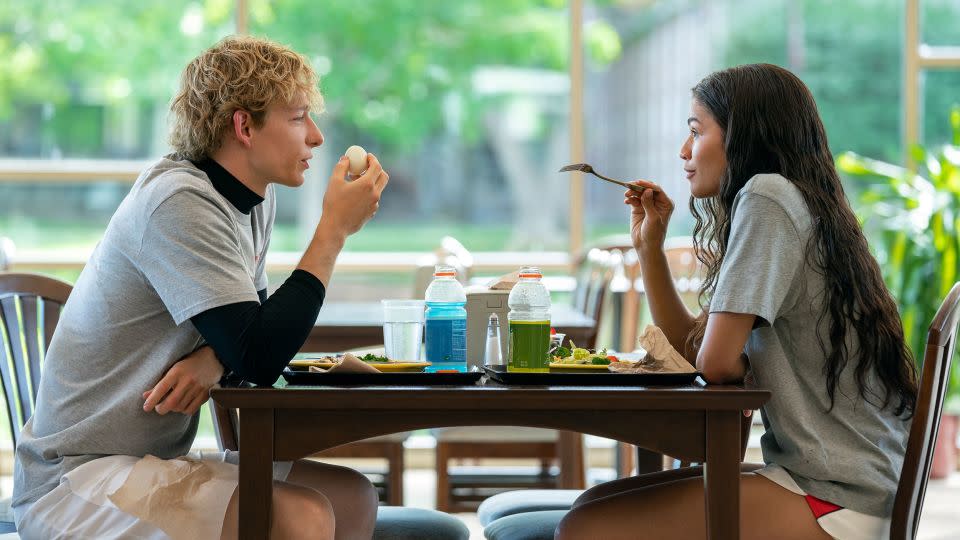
704, 411, 740, 540
239, 408, 274, 540
387, 442, 404, 506
558, 431, 585, 489
635, 446, 662, 475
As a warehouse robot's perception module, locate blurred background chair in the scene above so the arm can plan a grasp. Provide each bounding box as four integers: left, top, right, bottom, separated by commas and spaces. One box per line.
0, 272, 73, 535
210, 347, 410, 506
211, 376, 409, 506
413, 236, 474, 297
479, 413, 754, 540
432, 245, 617, 512
209, 397, 470, 540
613, 235, 707, 474
0, 239, 14, 271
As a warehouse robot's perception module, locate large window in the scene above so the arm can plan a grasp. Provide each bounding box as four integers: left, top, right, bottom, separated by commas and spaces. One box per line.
0, 0, 235, 257
249, 1, 571, 253
3, 0, 957, 277
577, 0, 959, 243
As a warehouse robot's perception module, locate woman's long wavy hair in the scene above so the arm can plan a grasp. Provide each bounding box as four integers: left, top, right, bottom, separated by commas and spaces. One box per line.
686, 63, 917, 416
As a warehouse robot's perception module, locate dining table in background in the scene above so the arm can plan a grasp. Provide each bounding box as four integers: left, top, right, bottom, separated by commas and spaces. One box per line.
306, 301, 596, 353
211, 379, 769, 540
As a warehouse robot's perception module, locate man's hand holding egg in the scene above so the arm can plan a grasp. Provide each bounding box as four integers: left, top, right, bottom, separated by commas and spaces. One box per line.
345, 145, 368, 177
319, 145, 389, 239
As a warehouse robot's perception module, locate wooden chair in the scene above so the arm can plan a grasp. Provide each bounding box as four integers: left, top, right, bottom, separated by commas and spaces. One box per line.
0, 272, 72, 535
891, 281, 960, 539
0, 272, 72, 445
433, 247, 616, 512
209, 398, 407, 506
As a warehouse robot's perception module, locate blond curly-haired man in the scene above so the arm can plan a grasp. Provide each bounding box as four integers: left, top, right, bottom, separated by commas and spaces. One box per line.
14, 36, 387, 540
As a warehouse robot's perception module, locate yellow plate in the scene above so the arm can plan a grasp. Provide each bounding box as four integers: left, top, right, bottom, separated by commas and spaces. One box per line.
288, 359, 430, 373
548, 362, 610, 371
369, 362, 430, 372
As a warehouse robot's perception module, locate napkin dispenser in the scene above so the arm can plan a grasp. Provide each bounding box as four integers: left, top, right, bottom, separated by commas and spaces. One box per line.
465, 288, 510, 370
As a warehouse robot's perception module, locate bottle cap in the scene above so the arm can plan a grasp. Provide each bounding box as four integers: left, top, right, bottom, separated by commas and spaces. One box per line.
434, 264, 457, 277
518, 266, 542, 279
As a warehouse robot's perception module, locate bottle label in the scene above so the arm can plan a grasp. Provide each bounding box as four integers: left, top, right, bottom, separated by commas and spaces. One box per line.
508, 320, 550, 373
425, 318, 466, 364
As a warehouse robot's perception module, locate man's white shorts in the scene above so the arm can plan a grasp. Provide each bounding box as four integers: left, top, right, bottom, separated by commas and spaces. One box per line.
14, 451, 293, 540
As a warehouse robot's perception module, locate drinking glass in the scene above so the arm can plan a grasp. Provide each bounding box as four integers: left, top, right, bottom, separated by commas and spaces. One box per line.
381, 300, 425, 361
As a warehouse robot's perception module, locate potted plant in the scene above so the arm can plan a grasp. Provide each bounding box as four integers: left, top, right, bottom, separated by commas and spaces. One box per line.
837, 105, 960, 478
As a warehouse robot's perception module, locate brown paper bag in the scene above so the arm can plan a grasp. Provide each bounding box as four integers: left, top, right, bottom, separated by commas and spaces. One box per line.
308, 352, 380, 373
488, 270, 520, 290
609, 325, 697, 374
108, 454, 238, 540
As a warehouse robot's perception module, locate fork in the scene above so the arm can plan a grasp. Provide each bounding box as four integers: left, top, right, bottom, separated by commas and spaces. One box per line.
559, 163, 656, 193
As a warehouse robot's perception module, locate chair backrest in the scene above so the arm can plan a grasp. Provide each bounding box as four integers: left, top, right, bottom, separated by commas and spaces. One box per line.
663, 237, 705, 311
0, 272, 72, 446
571, 247, 620, 350
891, 282, 960, 539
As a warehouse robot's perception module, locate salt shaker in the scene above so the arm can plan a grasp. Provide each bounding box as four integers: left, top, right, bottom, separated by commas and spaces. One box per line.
484, 313, 504, 366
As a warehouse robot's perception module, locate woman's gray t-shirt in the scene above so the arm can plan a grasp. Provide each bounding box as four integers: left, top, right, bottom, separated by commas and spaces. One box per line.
710, 173, 909, 517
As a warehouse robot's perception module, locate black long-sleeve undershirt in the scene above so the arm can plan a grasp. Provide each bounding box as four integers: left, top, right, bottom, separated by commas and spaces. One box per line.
191, 269, 325, 386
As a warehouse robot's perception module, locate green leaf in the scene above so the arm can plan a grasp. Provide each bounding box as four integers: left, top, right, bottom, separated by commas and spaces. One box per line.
941, 245, 957, 299
837, 152, 872, 175
908, 144, 927, 165
951, 105, 960, 145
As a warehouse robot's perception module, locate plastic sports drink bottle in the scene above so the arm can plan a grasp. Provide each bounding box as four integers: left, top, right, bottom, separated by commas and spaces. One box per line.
507, 267, 551, 373
424, 265, 467, 372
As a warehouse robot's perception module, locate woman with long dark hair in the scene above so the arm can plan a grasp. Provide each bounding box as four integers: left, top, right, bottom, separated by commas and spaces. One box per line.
556, 64, 917, 540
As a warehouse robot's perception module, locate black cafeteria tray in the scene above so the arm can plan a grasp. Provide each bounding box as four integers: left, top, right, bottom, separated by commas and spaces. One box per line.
282, 367, 484, 386
482, 365, 701, 386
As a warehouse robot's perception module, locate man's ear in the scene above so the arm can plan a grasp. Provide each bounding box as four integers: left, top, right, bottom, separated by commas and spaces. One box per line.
232, 109, 253, 148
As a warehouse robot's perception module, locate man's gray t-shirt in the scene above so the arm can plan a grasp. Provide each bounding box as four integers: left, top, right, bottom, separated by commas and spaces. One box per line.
710, 173, 909, 517
13, 155, 275, 507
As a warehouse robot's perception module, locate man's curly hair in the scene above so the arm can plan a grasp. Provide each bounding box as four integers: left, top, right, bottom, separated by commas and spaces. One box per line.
169, 35, 324, 160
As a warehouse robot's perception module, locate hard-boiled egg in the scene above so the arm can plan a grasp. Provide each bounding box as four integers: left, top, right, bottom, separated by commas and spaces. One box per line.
345, 145, 367, 176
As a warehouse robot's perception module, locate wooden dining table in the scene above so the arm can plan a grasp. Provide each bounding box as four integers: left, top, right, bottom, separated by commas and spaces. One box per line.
305, 301, 596, 352
211, 378, 769, 540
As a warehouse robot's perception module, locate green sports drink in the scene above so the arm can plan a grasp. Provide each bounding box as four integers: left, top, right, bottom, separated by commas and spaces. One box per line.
508, 320, 551, 372
507, 267, 551, 373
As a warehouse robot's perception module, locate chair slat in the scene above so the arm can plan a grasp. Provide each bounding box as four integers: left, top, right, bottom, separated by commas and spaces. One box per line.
6, 297, 34, 425
0, 300, 22, 446
0, 296, 26, 444
42, 299, 61, 352
20, 295, 41, 413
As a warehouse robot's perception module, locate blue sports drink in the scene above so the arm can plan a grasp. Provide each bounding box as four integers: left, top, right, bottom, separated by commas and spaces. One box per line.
424, 266, 467, 372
